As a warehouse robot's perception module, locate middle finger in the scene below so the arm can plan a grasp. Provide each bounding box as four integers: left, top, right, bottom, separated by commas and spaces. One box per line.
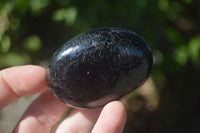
55, 107, 102, 133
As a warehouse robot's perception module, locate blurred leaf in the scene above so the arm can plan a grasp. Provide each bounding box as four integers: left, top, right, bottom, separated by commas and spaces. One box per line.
158, 0, 169, 12
29, 0, 49, 15
0, 12, 9, 38
10, 17, 20, 31
15, 0, 29, 15
0, 2, 13, 14
182, 0, 193, 4
174, 45, 188, 65
160, 1, 181, 20
0, 35, 11, 53
0, 52, 30, 66
188, 35, 200, 61
24, 35, 42, 52
164, 27, 185, 45
52, 7, 78, 25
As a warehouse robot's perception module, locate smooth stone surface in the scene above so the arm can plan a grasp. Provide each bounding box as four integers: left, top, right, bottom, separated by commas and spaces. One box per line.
47, 27, 153, 108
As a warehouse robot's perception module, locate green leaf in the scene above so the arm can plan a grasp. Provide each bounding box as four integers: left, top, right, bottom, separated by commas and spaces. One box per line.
188, 35, 200, 61
29, 0, 49, 15
174, 45, 188, 65
0, 52, 30, 67
24, 35, 42, 52
52, 7, 78, 25
182, 0, 193, 4
0, 35, 11, 53
158, 0, 169, 12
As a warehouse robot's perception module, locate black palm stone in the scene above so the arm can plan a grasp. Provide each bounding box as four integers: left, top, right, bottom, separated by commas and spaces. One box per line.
47, 27, 153, 108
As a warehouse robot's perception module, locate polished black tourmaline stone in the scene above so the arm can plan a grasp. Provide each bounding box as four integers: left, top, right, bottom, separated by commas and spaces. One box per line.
47, 27, 153, 108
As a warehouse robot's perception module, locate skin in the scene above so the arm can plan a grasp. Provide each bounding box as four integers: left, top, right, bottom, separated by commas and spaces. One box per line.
0, 65, 127, 133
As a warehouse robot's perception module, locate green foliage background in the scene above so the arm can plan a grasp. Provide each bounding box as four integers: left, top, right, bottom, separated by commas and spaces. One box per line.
1, 0, 200, 132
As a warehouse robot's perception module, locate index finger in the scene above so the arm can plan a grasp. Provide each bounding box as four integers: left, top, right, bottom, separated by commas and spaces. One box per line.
0, 65, 48, 109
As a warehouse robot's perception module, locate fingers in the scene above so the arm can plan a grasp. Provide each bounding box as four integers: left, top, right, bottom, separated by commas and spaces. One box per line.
92, 101, 127, 133
0, 65, 48, 109
56, 101, 126, 133
13, 91, 69, 133
55, 107, 102, 133
0, 65, 127, 133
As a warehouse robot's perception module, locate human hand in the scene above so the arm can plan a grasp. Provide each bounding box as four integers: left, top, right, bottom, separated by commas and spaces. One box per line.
0, 65, 127, 133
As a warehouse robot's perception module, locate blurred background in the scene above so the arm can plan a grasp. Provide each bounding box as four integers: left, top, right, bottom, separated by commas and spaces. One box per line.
0, 0, 200, 132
